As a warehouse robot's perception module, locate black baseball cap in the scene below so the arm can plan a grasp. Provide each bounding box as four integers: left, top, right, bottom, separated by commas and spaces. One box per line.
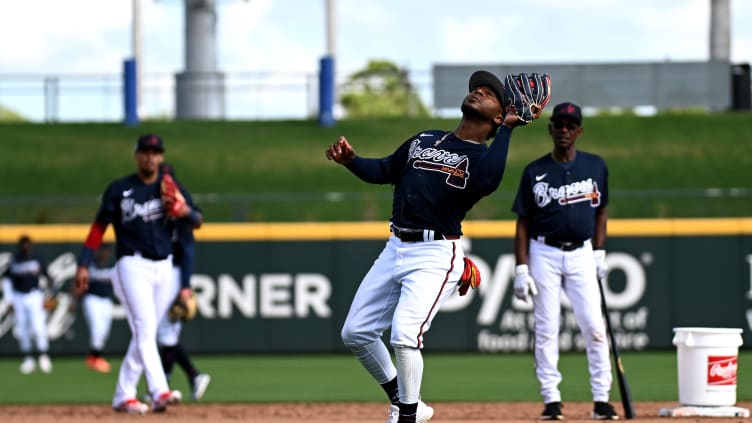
551, 102, 582, 125
135, 134, 164, 153
469, 70, 504, 102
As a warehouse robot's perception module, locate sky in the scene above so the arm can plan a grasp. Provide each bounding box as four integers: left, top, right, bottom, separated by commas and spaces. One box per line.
1, 0, 751, 120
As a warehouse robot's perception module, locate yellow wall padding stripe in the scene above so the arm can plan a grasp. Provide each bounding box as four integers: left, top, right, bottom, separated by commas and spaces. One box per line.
0, 218, 750, 243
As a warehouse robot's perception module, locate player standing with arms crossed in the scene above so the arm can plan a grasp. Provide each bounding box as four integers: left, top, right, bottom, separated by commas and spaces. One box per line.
156, 163, 211, 401
511, 102, 617, 420
327, 70, 550, 423
75, 135, 201, 414
1, 235, 53, 374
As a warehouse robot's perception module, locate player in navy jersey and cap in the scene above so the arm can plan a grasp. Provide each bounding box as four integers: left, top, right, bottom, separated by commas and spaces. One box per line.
1, 235, 53, 374
327, 70, 543, 423
75, 134, 202, 414
511, 102, 618, 420
76, 244, 116, 373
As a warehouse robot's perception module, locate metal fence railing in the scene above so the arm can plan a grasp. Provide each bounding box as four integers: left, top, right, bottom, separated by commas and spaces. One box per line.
0, 69, 435, 123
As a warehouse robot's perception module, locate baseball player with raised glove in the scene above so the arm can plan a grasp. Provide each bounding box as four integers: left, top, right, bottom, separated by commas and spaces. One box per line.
511, 102, 618, 420
156, 163, 211, 402
327, 69, 550, 423
75, 135, 201, 414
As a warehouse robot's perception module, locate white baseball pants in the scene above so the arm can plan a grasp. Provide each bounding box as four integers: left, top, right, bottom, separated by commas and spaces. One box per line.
83, 294, 113, 351
157, 266, 183, 347
11, 289, 48, 354
341, 236, 463, 404
111, 254, 175, 406
530, 239, 612, 403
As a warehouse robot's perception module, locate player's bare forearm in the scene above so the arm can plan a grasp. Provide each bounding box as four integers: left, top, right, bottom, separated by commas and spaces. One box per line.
74, 266, 89, 294
594, 207, 608, 249
514, 216, 531, 265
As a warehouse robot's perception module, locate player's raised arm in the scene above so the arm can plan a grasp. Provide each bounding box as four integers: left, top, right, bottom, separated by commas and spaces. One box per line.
326, 135, 397, 185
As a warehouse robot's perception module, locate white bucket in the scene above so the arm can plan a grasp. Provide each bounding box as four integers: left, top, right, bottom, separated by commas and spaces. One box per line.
672, 327, 743, 406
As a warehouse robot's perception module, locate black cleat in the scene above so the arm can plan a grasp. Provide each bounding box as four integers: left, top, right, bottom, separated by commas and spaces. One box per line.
592, 402, 619, 420
541, 402, 563, 420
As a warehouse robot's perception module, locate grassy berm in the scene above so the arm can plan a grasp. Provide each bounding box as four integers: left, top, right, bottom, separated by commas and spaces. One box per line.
0, 113, 750, 223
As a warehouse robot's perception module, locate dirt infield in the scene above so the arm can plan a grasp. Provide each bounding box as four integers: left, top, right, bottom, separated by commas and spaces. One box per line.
1, 402, 751, 422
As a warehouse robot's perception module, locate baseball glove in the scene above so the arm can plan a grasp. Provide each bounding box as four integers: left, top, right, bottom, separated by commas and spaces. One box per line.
168, 292, 197, 322
503, 73, 552, 125
458, 257, 481, 296
43, 296, 59, 311
161, 173, 187, 218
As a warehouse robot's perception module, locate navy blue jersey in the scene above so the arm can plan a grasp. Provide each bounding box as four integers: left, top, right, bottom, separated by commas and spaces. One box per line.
3, 253, 48, 293
512, 151, 608, 242
87, 264, 114, 298
347, 127, 513, 235
94, 173, 194, 260
172, 219, 196, 290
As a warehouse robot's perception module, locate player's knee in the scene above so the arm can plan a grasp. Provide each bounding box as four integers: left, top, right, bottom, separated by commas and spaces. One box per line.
534, 330, 558, 347
389, 330, 421, 349
342, 323, 388, 347
341, 323, 366, 347
589, 328, 608, 344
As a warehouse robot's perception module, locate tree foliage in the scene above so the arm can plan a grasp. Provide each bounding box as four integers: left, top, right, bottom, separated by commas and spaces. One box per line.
339, 60, 429, 118
0, 104, 27, 122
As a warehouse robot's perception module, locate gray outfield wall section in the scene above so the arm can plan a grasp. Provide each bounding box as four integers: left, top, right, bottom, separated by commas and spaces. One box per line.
0, 219, 750, 355
434, 61, 731, 110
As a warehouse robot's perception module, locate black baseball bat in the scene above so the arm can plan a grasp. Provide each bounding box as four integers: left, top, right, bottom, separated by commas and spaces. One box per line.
597, 277, 635, 419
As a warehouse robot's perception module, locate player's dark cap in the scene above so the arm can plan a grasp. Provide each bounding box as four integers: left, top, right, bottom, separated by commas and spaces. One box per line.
551, 102, 582, 125
469, 70, 503, 103
135, 134, 164, 153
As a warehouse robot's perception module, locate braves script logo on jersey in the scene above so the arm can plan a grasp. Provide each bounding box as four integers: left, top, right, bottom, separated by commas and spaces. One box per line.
533, 178, 601, 208
408, 139, 470, 189
121, 197, 164, 223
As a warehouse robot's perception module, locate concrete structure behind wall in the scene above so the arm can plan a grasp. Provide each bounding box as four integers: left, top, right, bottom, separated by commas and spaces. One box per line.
709, 0, 731, 62
176, 0, 225, 120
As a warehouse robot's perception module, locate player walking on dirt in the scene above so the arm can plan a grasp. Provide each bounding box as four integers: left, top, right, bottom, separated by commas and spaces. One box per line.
75, 135, 201, 414
326, 70, 547, 423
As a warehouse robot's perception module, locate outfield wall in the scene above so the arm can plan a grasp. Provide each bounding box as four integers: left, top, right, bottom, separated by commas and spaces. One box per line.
0, 218, 751, 356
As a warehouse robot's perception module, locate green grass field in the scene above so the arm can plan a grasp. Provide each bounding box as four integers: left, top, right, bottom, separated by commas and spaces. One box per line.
1, 352, 750, 404
1, 113, 751, 223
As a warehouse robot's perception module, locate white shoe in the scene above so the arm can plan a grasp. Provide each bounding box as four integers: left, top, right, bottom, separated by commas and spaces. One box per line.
20, 357, 36, 374
152, 390, 182, 412
113, 398, 149, 415
191, 373, 211, 401
38, 354, 53, 373
387, 400, 434, 423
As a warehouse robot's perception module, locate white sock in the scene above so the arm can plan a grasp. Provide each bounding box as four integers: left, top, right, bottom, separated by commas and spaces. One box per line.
351, 340, 397, 384
394, 345, 423, 404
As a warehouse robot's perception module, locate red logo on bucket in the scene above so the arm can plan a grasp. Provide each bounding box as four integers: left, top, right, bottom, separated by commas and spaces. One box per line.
707, 355, 737, 385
